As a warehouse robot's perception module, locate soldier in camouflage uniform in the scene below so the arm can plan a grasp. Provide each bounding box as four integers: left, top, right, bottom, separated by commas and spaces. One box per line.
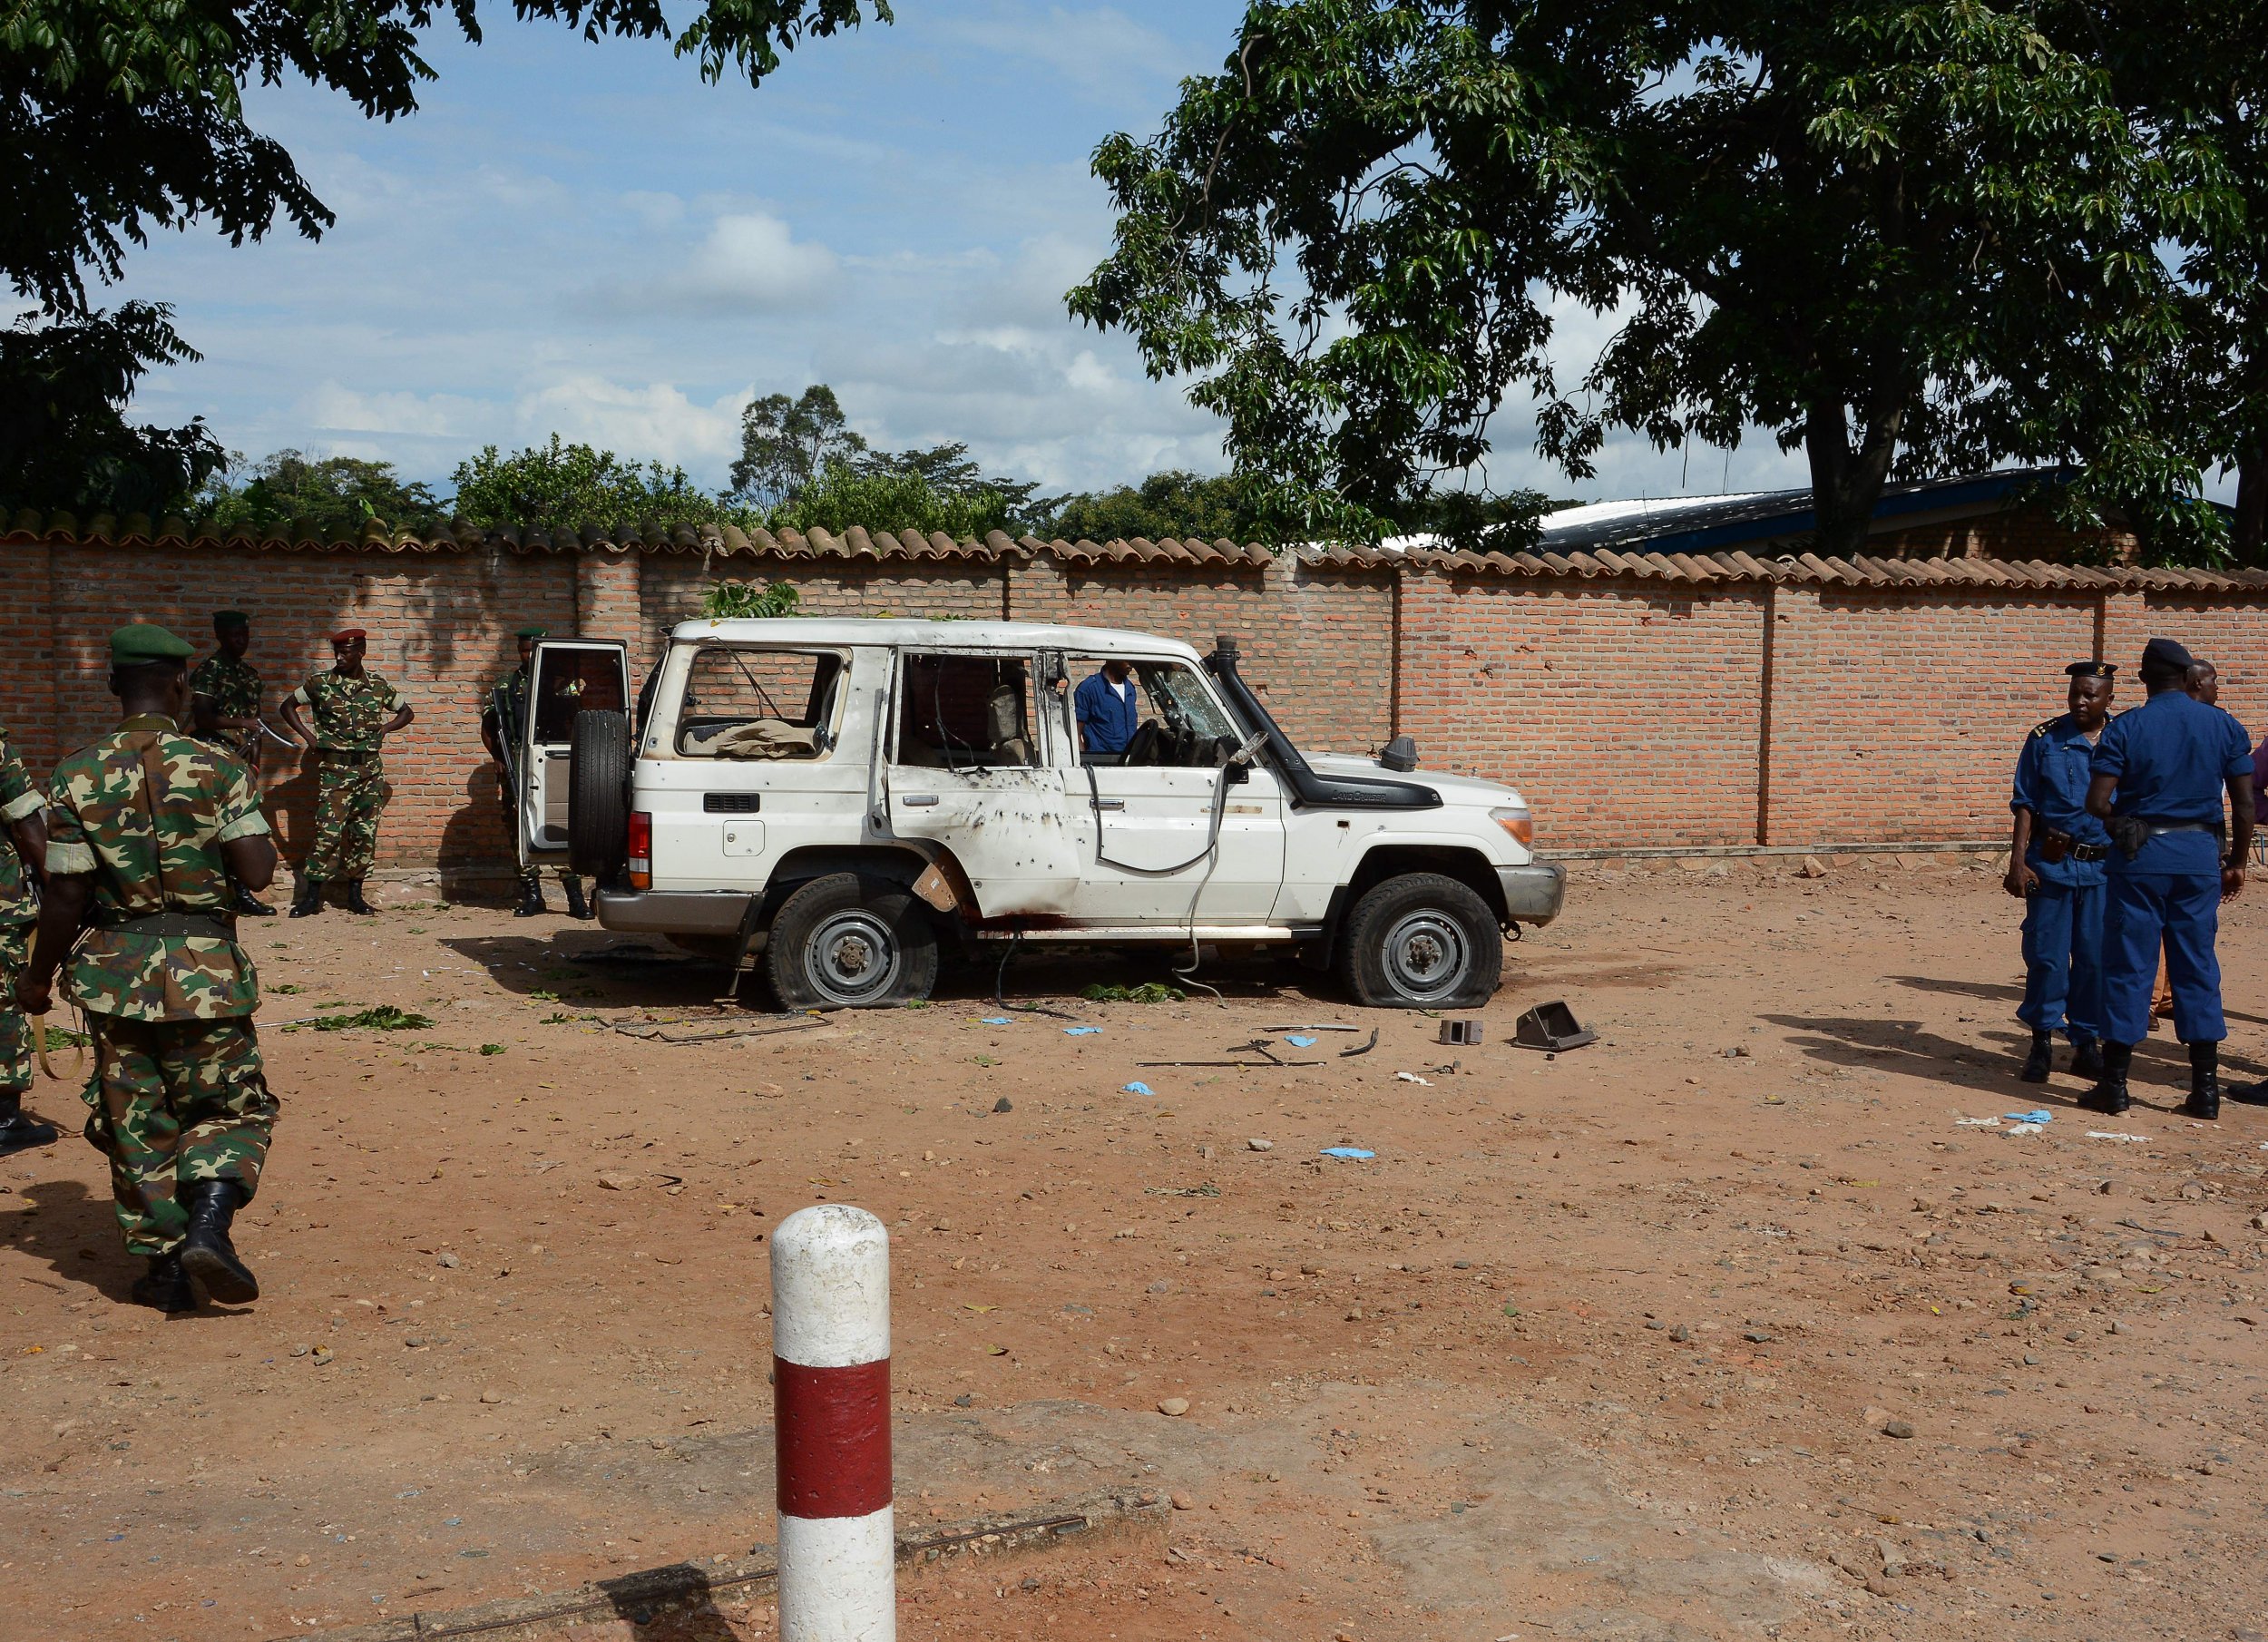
15, 625, 280, 1312
1, 714, 59, 1158
279, 627, 413, 916
481, 625, 591, 919
189, 610, 277, 917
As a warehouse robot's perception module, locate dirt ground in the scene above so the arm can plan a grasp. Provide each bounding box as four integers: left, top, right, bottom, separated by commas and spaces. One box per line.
5, 853, 2267, 1642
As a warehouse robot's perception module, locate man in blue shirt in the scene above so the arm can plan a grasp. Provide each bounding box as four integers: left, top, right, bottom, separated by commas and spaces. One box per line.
2007, 661, 2116, 1082
1073, 660, 1141, 763
2084, 637, 2255, 1119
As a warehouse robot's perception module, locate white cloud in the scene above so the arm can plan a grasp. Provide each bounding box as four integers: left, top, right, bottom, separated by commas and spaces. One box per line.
600, 211, 841, 317
511, 376, 750, 468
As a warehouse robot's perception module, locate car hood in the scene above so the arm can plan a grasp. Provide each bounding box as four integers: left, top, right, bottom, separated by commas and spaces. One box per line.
1304, 752, 1527, 809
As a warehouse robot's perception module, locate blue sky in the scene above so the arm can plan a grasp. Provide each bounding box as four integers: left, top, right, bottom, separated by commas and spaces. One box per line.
104, 2, 1818, 503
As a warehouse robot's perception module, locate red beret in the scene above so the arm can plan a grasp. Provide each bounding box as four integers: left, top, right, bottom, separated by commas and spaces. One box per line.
330, 627, 367, 644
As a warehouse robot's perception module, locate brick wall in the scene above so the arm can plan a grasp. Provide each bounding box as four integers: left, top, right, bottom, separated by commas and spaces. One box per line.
1397, 572, 1767, 848
5, 535, 2265, 880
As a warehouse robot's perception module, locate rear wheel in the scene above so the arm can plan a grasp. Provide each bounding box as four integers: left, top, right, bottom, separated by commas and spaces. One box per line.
1335, 872, 1501, 1009
567, 710, 630, 879
765, 873, 939, 1009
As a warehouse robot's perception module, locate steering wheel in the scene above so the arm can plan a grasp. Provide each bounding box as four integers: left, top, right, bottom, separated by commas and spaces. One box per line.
1121, 719, 1161, 767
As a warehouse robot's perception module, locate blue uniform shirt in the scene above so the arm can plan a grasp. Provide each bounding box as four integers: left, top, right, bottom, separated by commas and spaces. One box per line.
2090, 690, 2253, 876
1074, 670, 1140, 755
2011, 714, 2110, 887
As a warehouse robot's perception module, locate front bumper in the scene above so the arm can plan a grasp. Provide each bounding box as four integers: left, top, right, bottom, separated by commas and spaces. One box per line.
1496, 862, 1566, 926
594, 888, 754, 936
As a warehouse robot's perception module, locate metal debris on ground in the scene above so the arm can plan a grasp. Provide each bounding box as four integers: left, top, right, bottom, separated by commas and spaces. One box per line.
1511, 1000, 1597, 1052
1439, 1020, 1482, 1046
1339, 1028, 1381, 1058
609, 1015, 827, 1045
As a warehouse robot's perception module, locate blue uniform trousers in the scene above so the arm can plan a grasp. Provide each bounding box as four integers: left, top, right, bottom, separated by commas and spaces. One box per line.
2103, 873, 2225, 1045
2018, 880, 2104, 1042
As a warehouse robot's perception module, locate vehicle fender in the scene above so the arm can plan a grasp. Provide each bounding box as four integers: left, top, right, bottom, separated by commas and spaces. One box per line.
1312, 838, 1520, 960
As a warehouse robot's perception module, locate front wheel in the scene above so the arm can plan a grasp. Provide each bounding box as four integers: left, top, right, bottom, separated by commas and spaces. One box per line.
1335, 872, 1501, 1009
765, 873, 939, 1009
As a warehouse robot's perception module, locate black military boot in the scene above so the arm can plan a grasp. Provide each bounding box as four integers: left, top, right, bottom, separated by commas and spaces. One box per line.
179, 1180, 258, 1305
2183, 1041, 2222, 1120
288, 877, 324, 917
562, 875, 591, 921
234, 885, 277, 917
2070, 1034, 2106, 1080
0, 1098, 60, 1158
2227, 1075, 2268, 1106
2083, 1041, 2133, 1116
342, 880, 375, 915
2019, 1031, 2055, 1083
130, 1251, 195, 1314
513, 875, 545, 918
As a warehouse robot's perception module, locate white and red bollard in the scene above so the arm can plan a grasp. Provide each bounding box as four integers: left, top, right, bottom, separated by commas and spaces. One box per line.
772, 1204, 894, 1641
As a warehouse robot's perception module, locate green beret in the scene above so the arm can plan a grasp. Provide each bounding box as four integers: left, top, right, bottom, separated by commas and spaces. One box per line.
515, 624, 549, 640
213, 610, 249, 628
110, 623, 196, 663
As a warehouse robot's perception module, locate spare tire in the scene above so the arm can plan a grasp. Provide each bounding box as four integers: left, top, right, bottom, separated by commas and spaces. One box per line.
568, 709, 631, 880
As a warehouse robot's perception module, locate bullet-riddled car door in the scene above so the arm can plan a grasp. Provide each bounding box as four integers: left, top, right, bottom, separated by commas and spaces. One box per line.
882, 650, 1080, 917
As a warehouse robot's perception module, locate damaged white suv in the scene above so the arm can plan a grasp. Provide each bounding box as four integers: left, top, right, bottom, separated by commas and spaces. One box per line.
524, 621, 1562, 1010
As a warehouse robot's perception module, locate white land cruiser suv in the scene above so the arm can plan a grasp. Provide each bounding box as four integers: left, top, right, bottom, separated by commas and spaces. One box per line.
517, 621, 1562, 1010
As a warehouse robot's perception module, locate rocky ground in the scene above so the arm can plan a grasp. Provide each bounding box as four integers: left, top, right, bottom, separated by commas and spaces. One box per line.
3, 853, 2265, 1642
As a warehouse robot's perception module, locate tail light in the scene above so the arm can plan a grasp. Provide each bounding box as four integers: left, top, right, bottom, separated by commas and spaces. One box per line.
628, 811, 651, 890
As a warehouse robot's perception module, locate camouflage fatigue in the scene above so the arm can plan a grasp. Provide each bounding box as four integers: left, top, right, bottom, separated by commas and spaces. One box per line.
305, 753, 386, 881
289, 668, 403, 752
0, 924, 28, 1096
2, 718, 47, 1093
45, 718, 268, 1019
44, 713, 277, 1255
83, 1017, 276, 1256
189, 651, 264, 767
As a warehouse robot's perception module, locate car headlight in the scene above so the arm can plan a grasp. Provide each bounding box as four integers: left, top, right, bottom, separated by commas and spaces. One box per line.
1490, 806, 1533, 848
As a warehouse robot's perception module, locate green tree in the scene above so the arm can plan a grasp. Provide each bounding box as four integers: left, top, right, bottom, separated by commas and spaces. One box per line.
4, 0, 888, 510
728, 385, 869, 507
449, 435, 737, 533
200, 449, 445, 538
1035, 470, 1257, 542
0, 302, 221, 513
771, 457, 1022, 539
855, 439, 1042, 519
2106, 2, 2268, 562
1071, 1, 2197, 559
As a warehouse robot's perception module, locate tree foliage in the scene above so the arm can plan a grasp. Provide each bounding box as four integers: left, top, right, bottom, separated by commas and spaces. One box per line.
1070, 0, 2212, 559
3, 0, 886, 512
450, 435, 738, 532
1035, 469, 1258, 542
771, 457, 1023, 540
728, 385, 869, 506
199, 448, 445, 537
0, 302, 222, 513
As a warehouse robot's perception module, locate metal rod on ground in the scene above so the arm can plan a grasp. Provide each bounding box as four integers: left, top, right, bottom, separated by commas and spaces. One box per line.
773, 1204, 894, 1642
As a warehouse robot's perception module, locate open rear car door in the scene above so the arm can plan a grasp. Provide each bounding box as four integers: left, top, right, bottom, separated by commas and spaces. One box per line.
519, 639, 631, 869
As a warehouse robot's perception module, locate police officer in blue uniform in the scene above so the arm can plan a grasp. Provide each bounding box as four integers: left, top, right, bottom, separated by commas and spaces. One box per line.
2007, 661, 2116, 1081
2084, 637, 2255, 1119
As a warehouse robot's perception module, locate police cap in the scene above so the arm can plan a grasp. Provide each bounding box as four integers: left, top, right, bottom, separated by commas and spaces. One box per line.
2065, 660, 2115, 679
514, 624, 549, 640
110, 623, 197, 664
2141, 636, 2195, 673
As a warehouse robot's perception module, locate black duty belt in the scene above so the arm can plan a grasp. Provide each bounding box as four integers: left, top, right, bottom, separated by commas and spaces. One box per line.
2136, 818, 2220, 837
2068, 844, 2109, 862
320, 747, 381, 765
95, 911, 236, 940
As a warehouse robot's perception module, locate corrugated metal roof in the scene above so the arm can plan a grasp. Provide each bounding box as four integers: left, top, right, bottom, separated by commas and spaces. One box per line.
6, 508, 2265, 591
